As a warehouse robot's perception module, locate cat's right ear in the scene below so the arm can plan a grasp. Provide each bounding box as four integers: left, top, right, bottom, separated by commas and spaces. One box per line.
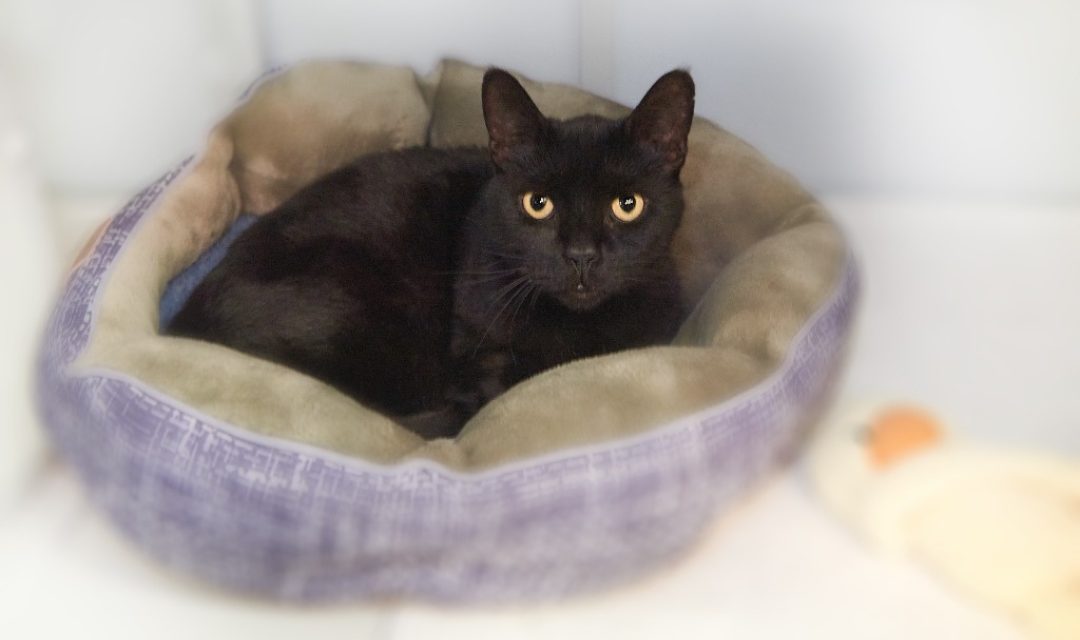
626, 69, 695, 175
482, 69, 546, 168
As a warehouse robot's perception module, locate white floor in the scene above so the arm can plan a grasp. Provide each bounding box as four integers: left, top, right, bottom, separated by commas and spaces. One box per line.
3, 194, 1078, 639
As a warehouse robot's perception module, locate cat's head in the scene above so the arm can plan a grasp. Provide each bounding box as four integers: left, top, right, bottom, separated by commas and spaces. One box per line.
479, 68, 694, 311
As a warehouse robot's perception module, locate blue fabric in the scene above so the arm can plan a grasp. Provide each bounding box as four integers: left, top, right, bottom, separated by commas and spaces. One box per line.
159, 214, 257, 330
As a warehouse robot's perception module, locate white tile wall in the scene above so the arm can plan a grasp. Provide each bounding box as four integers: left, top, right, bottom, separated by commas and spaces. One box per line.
261, 0, 582, 84
2, 1, 1077, 199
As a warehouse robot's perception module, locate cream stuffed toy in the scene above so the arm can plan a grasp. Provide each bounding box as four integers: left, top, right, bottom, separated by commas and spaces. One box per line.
807, 402, 1080, 640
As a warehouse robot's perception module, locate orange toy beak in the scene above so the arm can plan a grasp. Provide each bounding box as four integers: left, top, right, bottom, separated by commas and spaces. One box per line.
866, 406, 944, 468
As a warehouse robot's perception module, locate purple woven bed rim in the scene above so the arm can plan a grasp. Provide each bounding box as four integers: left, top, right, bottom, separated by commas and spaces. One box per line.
38, 165, 859, 602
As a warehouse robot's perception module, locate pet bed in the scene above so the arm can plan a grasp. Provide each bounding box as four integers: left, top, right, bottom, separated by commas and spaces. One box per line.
38, 60, 858, 601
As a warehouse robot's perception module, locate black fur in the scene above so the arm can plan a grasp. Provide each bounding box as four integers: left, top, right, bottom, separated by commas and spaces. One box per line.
167, 68, 696, 439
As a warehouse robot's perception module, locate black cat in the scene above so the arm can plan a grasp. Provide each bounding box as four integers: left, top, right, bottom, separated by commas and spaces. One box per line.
167, 68, 695, 438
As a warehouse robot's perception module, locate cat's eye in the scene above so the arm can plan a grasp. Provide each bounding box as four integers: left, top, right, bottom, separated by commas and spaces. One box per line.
611, 193, 646, 222
522, 192, 554, 220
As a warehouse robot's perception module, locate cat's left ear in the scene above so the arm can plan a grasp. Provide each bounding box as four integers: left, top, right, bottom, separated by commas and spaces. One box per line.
626, 70, 695, 175
482, 69, 546, 168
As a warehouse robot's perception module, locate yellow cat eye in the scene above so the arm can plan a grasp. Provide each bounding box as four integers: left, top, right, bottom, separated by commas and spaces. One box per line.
522, 192, 554, 220
611, 193, 646, 222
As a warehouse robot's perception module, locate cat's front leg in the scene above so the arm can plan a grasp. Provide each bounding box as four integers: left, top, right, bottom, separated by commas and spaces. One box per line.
396, 405, 469, 440
445, 348, 513, 419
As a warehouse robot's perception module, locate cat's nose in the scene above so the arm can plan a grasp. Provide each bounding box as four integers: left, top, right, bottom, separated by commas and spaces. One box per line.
564, 244, 600, 276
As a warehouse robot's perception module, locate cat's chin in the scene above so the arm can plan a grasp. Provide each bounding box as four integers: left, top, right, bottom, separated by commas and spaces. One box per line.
553, 287, 608, 312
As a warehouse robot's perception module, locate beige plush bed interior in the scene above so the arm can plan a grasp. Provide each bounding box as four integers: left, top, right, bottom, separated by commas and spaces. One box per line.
73, 59, 846, 470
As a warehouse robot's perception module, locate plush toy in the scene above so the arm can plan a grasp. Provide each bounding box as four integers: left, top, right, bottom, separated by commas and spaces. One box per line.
807, 402, 1080, 640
